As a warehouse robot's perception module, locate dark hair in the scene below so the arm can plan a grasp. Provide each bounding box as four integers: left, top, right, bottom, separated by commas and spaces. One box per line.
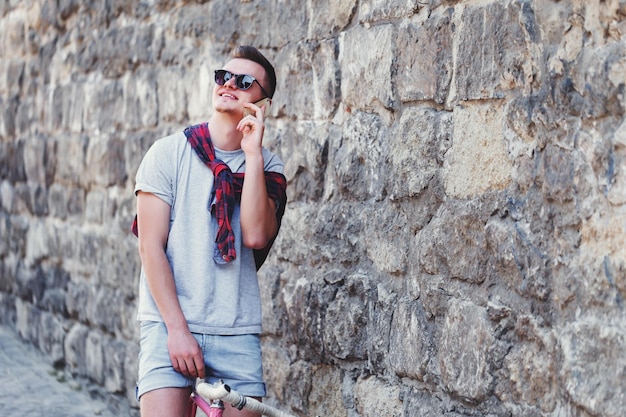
231, 45, 277, 99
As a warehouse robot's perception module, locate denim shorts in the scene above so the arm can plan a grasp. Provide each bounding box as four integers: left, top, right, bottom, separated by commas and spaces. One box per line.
136, 321, 266, 400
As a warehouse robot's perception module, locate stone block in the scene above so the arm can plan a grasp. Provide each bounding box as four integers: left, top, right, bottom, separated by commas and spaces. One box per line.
82, 79, 125, 134
282, 360, 311, 414
261, 344, 293, 404
66, 83, 86, 133
1, 95, 19, 138
339, 25, 396, 116
273, 40, 339, 121
364, 283, 396, 373
65, 322, 90, 376
87, 285, 126, 335
274, 203, 363, 268
39, 265, 70, 315
103, 338, 126, 394
25, 218, 50, 265
186, 61, 212, 123
0, 181, 15, 214
308, 0, 356, 39
15, 96, 37, 135
86, 330, 105, 385
37, 311, 65, 366
258, 266, 284, 337
439, 299, 494, 402
360, 0, 417, 22
123, 68, 158, 130
124, 342, 140, 405
281, 272, 326, 359
387, 107, 452, 199
5, 213, 27, 255
85, 136, 128, 187
0, 138, 26, 182
495, 315, 558, 413
15, 260, 43, 303
47, 184, 85, 220
99, 26, 137, 79
454, 1, 529, 100
95, 237, 140, 293
502, 206, 550, 302
66, 281, 89, 323
238, 0, 308, 48
362, 204, 408, 274
117, 293, 139, 341
0, 14, 26, 57
443, 103, 511, 198
418, 197, 503, 284
322, 274, 371, 361
0, 292, 16, 326
15, 298, 65, 365
124, 130, 159, 184
157, 67, 188, 123
308, 365, 347, 417
331, 111, 385, 201
11, 183, 31, 215
396, 9, 454, 104
278, 119, 330, 201
74, 231, 104, 276
53, 135, 88, 186
353, 376, 403, 417
388, 299, 431, 380
573, 41, 626, 119
0, 213, 8, 257
401, 386, 457, 417
0, 58, 9, 95
74, 33, 99, 74
16, 182, 48, 216
559, 315, 626, 417
84, 189, 107, 224
15, 298, 35, 342
22, 134, 56, 187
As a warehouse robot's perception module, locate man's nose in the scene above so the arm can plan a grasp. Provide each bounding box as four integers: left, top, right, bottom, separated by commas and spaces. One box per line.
224, 77, 237, 88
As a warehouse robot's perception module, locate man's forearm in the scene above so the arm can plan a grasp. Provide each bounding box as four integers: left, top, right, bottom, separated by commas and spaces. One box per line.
139, 244, 188, 331
240, 154, 278, 249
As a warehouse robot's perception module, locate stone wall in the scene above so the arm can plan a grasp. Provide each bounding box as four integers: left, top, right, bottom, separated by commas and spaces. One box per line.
1, 0, 625, 416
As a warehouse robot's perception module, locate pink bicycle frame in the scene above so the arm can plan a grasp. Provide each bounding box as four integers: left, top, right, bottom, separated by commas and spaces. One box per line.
189, 391, 224, 417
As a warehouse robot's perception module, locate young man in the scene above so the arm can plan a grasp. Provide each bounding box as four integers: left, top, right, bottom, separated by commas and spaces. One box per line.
132, 46, 287, 417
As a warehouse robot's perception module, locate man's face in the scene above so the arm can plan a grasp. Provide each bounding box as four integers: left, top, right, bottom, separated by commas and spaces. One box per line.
212, 58, 268, 117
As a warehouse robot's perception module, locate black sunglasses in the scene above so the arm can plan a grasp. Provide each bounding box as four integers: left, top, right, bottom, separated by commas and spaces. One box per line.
214, 69, 271, 98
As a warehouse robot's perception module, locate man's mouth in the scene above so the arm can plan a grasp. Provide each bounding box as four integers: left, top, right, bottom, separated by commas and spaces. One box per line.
220, 93, 237, 100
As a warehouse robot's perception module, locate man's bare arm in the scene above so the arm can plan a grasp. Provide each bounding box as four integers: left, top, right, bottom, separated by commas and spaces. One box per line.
136, 191, 205, 378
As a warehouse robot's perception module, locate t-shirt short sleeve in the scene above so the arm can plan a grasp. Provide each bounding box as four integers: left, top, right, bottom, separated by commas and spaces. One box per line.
262, 148, 285, 175
134, 134, 182, 207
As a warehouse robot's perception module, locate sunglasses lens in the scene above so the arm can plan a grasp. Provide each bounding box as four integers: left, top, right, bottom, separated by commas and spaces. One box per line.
214, 70, 231, 85
237, 75, 254, 90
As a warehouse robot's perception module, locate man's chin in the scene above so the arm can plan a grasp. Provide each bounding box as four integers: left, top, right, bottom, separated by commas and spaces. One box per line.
214, 105, 242, 116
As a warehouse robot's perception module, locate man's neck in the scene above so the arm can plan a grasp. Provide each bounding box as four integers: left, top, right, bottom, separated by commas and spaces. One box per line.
207, 112, 243, 151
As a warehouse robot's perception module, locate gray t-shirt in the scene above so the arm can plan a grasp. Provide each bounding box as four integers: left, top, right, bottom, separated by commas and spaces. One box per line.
134, 130, 284, 335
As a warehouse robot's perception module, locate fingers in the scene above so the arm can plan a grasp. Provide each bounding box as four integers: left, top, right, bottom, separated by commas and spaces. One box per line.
237, 111, 265, 137
170, 352, 205, 378
166, 330, 205, 379
242, 102, 266, 119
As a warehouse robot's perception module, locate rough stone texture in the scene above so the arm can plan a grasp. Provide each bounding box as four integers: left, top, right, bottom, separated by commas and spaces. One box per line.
0, 0, 625, 416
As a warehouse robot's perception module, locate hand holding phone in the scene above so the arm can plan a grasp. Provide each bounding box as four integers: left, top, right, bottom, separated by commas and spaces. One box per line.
243, 97, 271, 117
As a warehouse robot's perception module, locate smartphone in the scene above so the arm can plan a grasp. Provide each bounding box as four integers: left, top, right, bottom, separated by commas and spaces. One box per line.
243, 97, 271, 117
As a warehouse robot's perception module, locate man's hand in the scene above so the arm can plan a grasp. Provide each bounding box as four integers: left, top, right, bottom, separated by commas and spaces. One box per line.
238, 102, 266, 155
167, 328, 205, 379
